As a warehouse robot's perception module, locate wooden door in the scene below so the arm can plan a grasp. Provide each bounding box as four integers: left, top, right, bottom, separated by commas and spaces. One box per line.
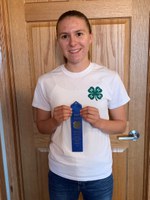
5, 0, 149, 200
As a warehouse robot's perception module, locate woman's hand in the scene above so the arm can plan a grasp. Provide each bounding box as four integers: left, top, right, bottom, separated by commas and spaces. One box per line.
80, 106, 100, 128
35, 105, 72, 134
80, 105, 127, 134
53, 105, 72, 126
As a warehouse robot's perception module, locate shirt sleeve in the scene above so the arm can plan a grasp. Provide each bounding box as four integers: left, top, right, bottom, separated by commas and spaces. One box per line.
108, 73, 130, 109
32, 78, 51, 111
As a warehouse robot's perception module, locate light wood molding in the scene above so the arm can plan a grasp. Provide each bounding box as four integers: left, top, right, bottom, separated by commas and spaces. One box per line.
25, 0, 132, 22
0, 0, 24, 199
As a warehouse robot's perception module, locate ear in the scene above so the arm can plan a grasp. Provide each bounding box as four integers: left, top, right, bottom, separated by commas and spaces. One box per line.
56, 36, 61, 50
56, 35, 59, 43
89, 33, 93, 44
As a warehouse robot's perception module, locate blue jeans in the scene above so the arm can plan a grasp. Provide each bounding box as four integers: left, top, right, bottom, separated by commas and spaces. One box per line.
48, 171, 113, 200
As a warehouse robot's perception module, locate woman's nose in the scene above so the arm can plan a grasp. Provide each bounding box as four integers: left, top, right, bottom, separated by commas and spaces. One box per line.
69, 35, 77, 46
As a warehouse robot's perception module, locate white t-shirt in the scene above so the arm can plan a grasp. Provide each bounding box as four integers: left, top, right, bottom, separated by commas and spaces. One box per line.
32, 63, 130, 181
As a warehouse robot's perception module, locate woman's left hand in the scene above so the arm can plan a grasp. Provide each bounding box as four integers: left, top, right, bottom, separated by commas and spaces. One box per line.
80, 106, 100, 127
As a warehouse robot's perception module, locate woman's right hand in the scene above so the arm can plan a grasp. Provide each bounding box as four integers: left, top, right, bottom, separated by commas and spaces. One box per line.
53, 105, 72, 126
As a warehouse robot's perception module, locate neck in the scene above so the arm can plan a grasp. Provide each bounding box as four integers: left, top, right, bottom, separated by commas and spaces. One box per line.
65, 60, 91, 72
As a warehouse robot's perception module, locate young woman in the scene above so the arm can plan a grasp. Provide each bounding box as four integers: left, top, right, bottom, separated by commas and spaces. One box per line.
32, 10, 130, 200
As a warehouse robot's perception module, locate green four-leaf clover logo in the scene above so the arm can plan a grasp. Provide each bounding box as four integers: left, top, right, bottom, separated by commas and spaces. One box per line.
88, 86, 103, 101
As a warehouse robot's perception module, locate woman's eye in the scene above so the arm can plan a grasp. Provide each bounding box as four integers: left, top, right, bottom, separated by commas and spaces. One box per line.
60, 35, 68, 39
77, 32, 83, 37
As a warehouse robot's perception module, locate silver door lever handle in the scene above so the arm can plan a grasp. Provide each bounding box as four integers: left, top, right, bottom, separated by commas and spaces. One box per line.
118, 130, 140, 141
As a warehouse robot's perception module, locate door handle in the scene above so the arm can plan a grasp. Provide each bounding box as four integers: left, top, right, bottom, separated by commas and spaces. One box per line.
118, 130, 140, 141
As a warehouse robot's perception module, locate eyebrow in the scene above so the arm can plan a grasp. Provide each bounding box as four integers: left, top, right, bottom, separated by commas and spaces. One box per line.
58, 29, 86, 36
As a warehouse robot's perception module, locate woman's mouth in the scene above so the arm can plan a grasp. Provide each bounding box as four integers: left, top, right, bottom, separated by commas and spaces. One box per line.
69, 48, 81, 54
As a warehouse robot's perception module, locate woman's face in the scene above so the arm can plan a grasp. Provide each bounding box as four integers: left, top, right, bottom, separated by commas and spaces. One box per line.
57, 16, 93, 68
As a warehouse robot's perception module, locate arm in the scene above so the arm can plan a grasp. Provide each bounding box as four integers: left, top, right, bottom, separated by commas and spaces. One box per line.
80, 105, 127, 135
35, 105, 72, 134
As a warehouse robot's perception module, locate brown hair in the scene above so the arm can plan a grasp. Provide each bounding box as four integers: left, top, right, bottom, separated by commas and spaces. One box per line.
56, 10, 92, 35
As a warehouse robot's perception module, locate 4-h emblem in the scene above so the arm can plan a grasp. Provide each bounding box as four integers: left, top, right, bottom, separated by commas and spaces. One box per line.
88, 86, 103, 101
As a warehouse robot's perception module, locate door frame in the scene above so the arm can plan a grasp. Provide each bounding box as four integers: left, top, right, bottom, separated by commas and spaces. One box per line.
145, 23, 150, 200
0, 0, 23, 199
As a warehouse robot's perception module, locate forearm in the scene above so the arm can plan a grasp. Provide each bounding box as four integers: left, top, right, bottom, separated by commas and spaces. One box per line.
37, 117, 59, 134
81, 105, 127, 135
93, 118, 127, 135
36, 105, 72, 134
